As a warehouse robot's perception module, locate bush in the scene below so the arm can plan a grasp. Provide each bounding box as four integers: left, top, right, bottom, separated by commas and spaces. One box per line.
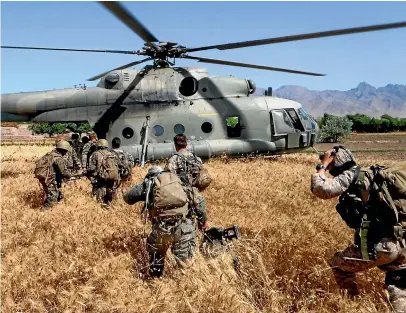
320, 115, 353, 143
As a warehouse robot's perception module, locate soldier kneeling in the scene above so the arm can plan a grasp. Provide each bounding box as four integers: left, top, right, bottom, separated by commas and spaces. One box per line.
123, 166, 199, 278
311, 146, 406, 312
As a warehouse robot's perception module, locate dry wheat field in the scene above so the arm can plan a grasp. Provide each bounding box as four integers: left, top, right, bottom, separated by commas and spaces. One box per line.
1, 136, 405, 313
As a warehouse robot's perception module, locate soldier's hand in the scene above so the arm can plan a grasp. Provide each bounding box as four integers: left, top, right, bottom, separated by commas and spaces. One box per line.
198, 221, 209, 231
321, 149, 335, 166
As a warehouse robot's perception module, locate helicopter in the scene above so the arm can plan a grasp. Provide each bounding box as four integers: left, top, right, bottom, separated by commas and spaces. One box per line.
1, 2, 405, 165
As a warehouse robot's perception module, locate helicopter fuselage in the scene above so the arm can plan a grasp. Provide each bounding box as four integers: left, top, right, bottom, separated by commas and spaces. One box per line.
1, 66, 319, 161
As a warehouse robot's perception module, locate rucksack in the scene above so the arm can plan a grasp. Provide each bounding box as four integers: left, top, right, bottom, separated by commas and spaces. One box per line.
338, 165, 406, 234
175, 152, 212, 190
365, 166, 406, 228
97, 150, 119, 182
113, 149, 131, 178
153, 172, 188, 210
34, 152, 55, 182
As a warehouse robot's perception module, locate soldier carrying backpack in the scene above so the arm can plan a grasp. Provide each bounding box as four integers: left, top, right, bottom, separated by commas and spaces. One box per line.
111, 137, 134, 186
87, 139, 119, 208
123, 166, 206, 278
166, 134, 212, 231
34, 140, 72, 210
311, 146, 406, 312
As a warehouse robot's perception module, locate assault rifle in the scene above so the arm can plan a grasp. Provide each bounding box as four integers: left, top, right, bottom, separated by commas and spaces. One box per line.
203, 224, 241, 245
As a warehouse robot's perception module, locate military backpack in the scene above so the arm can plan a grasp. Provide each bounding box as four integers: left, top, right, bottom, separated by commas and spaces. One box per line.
175, 152, 212, 190
113, 149, 132, 179
337, 165, 406, 237
147, 172, 189, 219
97, 150, 119, 182
34, 152, 56, 183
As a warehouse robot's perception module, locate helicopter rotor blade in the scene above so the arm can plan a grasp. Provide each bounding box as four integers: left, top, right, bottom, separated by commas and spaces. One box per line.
99, 1, 159, 45
1, 45, 138, 55
186, 21, 406, 52
183, 55, 325, 76
87, 57, 153, 81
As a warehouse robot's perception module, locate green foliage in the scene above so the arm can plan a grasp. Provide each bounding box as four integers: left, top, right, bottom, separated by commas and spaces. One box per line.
320, 115, 353, 143
226, 117, 239, 128
28, 122, 93, 137
346, 114, 406, 132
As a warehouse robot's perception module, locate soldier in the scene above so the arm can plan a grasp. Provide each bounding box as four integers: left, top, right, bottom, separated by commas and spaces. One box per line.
311, 146, 406, 312
111, 137, 135, 187
166, 134, 209, 231
81, 132, 97, 170
123, 166, 204, 278
87, 139, 119, 208
34, 140, 72, 209
71, 133, 84, 159
55, 138, 82, 173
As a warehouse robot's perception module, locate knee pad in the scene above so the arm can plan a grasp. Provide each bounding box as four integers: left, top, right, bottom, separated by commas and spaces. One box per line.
386, 269, 406, 289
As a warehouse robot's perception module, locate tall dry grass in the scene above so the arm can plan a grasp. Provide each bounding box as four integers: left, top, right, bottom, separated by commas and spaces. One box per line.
1, 145, 405, 313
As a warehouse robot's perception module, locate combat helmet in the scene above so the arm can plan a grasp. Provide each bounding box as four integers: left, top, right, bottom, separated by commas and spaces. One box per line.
96, 139, 109, 148
330, 146, 357, 176
56, 140, 70, 152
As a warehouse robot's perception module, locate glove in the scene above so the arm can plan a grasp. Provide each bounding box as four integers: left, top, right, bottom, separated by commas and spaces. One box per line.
198, 221, 209, 231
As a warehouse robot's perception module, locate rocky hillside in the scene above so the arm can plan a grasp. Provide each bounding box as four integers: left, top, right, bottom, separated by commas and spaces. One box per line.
272, 82, 406, 118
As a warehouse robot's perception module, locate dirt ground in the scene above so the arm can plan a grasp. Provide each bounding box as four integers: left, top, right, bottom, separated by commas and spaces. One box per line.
1, 134, 405, 313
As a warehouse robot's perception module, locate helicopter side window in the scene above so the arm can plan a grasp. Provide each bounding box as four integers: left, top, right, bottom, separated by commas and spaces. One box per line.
286, 109, 305, 132
122, 127, 134, 139
201, 122, 213, 134
272, 110, 296, 135
226, 116, 242, 138
174, 124, 185, 134
179, 77, 198, 97
152, 125, 164, 137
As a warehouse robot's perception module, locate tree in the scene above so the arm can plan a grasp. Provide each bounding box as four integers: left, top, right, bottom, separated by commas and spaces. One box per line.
320, 115, 353, 143
28, 122, 93, 137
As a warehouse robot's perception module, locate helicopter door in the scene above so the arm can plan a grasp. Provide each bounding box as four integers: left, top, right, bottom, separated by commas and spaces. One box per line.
270, 109, 301, 148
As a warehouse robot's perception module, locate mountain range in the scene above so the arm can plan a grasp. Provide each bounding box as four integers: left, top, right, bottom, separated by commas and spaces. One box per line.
265, 82, 406, 118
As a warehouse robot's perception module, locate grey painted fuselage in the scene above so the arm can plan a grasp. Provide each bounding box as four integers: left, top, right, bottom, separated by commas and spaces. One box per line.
1, 66, 319, 161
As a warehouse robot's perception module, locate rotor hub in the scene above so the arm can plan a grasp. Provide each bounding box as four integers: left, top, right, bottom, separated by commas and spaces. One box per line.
136, 42, 187, 66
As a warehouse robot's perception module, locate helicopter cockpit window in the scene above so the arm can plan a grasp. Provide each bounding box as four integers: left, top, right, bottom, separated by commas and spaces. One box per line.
153, 125, 164, 137
297, 108, 309, 121
179, 77, 198, 97
226, 116, 242, 138
286, 109, 305, 131
174, 124, 185, 135
272, 110, 296, 135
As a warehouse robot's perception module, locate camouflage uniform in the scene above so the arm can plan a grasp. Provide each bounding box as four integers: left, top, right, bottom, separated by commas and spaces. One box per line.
81, 141, 96, 170
40, 149, 72, 208
64, 145, 82, 172
166, 151, 208, 227
311, 162, 406, 311
87, 148, 118, 206
71, 139, 84, 160
123, 167, 199, 277
112, 148, 135, 185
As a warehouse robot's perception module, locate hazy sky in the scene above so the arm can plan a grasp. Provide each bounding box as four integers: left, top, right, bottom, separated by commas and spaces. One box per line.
1, 1, 406, 94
